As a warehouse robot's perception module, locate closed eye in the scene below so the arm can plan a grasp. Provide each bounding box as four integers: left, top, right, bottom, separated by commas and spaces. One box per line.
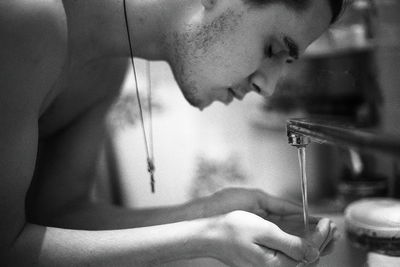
265, 45, 273, 58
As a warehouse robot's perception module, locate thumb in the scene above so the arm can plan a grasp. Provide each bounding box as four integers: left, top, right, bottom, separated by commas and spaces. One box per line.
257, 225, 320, 263
309, 218, 335, 251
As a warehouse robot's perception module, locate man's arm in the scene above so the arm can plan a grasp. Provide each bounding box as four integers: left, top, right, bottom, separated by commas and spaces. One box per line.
8, 219, 212, 266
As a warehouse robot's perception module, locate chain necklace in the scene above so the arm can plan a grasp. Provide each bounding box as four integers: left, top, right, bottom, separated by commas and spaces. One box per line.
123, 0, 156, 193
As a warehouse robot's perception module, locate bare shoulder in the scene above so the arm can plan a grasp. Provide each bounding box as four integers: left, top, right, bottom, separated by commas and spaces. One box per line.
0, 0, 67, 45
0, 0, 68, 112
0, 1, 69, 251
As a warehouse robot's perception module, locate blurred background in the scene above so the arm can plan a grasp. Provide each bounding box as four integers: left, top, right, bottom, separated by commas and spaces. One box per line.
92, 0, 400, 266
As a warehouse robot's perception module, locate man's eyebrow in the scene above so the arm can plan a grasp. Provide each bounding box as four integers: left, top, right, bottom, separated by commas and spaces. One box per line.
283, 36, 299, 60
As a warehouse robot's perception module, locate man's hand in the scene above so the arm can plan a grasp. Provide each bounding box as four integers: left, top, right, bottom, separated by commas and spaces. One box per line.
194, 188, 339, 266
199, 187, 304, 219
206, 210, 337, 267
267, 215, 340, 258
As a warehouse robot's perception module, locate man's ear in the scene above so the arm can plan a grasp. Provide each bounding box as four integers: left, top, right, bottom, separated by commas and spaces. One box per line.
201, 0, 217, 10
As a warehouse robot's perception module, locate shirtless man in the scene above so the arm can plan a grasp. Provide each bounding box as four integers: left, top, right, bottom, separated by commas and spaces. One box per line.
0, 0, 343, 266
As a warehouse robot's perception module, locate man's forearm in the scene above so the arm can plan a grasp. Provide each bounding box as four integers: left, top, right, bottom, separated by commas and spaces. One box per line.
44, 199, 205, 230
6, 219, 213, 266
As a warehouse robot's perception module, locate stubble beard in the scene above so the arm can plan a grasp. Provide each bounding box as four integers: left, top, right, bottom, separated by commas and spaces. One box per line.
166, 9, 244, 109
167, 31, 204, 109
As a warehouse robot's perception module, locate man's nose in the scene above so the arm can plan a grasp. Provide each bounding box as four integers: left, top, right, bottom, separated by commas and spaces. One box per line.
249, 63, 285, 98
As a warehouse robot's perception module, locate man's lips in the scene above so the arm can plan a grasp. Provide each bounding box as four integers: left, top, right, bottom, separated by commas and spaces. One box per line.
228, 88, 245, 100
224, 88, 234, 104
221, 87, 251, 105
211, 85, 263, 107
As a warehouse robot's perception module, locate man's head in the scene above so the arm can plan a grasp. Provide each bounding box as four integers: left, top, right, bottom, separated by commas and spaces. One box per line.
166, 0, 344, 110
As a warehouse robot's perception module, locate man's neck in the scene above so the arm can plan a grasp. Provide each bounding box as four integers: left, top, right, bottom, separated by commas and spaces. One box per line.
62, 0, 188, 61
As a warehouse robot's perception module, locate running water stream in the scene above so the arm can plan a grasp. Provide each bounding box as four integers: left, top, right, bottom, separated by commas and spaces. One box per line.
297, 146, 310, 235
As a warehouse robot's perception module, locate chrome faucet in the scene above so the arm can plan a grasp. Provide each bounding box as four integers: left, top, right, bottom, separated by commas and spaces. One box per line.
286, 118, 400, 158
288, 133, 311, 148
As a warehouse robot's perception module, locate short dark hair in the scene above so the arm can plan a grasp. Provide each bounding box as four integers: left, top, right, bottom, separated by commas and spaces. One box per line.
243, 0, 345, 24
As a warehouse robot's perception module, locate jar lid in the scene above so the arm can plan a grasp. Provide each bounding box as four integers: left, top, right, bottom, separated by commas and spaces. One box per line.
344, 198, 400, 238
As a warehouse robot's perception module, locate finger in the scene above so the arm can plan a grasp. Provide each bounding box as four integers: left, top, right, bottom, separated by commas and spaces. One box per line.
320, 238, 336, 256
255, 208, 270, 219
320, 220, 337, 251
320, 221, 340, 255
270, 214, 321, 224
309, 216, 323, 225
302, 258, 320, 267
257, 224, 320, 263
257, 191, 303, 215
260, 247, 298, 267
266, 214, 321, 237
309, 218, 332, 250
319, 222, 335, 255
333, 227, 342, 242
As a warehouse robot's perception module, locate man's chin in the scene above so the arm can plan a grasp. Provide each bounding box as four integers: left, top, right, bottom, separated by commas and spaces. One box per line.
192, 98, 234, 111
184, 95, 212, 111
193, 102, 209, 112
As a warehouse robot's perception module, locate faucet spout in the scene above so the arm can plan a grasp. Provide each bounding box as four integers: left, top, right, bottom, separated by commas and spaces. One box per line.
286, 117, 400, 158
288, 132, 311, 148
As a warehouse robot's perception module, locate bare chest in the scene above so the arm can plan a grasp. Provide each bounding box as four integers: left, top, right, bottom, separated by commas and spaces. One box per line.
38, 57, 128, 138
